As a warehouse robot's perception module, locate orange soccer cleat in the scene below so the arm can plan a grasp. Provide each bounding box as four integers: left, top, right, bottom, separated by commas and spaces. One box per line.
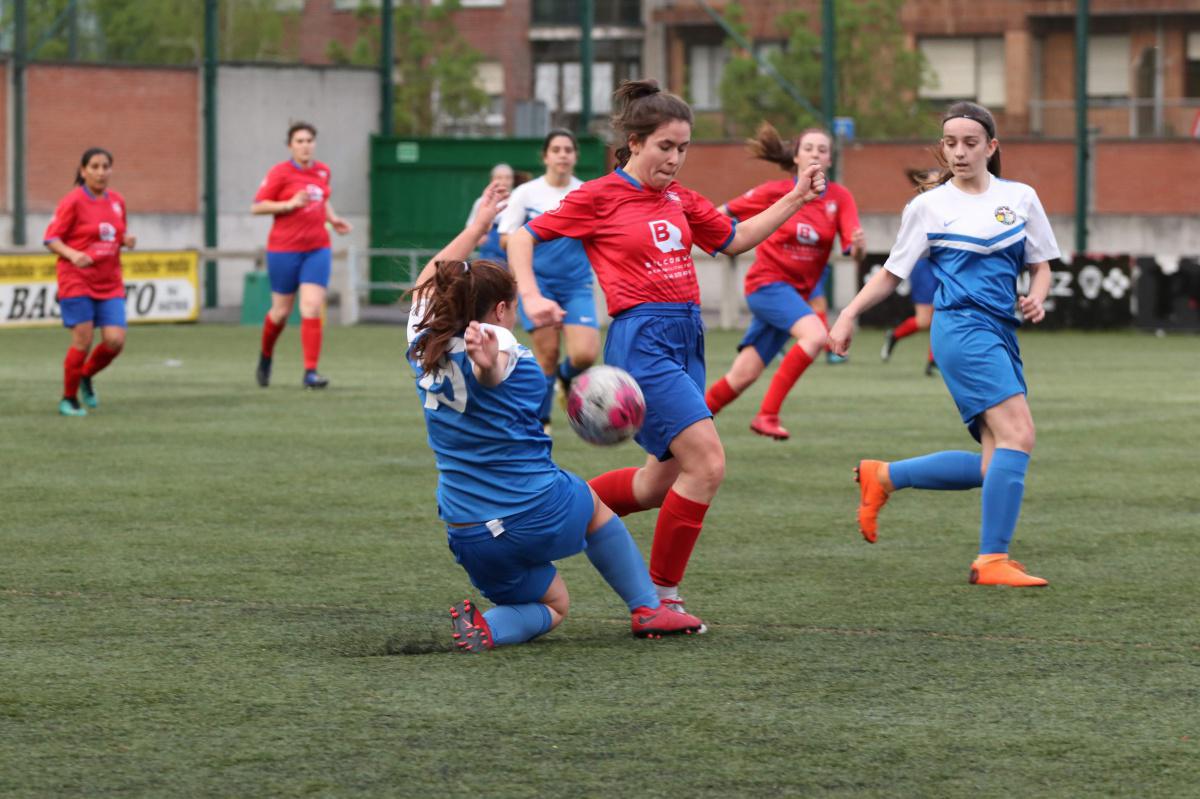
969, 557, 1048, 587
854, 459, 891, 543
449, 599, 494, 652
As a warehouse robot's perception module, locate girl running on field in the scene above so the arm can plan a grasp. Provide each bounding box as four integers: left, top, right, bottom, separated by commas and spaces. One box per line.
252, 121, 353, 390
498, 129, 598, 429
828, 101, 1058, 587
45, 147, 136, 417
705, 123, 866, 440
507, 80, 826, 617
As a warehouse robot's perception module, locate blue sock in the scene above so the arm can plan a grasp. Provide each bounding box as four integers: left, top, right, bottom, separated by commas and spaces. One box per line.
482, 603, 553, 646
538, 372, 556, 423
889, 451, 983, 490
558, 358, 585, 385
979, 448, 1030, 555
585, 515, 659, 612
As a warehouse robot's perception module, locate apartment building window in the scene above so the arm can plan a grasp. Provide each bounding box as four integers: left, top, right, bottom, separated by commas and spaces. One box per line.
1186, 32, 1200, 98
689, 44, 729, 111
535, 62, 617, 114
919, 37, 1006, 107
1088, 34, 1130, 97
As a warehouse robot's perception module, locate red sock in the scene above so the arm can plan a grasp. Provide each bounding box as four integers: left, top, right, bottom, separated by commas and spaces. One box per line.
649, 489, 709, 587
301, 317, 322, 370
893, 316, 919, 339
759, 345, 813, 415
82, 343, 119, 378
704, 376, 741, 415
588, 467, 645, 517
261, 315, 286, 358
63, 347, 87, 398
815, 310, 830, 351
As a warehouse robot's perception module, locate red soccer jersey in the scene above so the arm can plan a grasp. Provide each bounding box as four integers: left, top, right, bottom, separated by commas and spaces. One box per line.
525, 168, 734, 316
254, 159, 332, 252
725, 179, 860, 297
43, 186, 128, 300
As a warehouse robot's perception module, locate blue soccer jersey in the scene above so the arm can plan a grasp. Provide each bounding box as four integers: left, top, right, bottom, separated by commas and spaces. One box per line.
882, 176, 1059, 323
498, 176, 592, 292
407, 313, 560, 523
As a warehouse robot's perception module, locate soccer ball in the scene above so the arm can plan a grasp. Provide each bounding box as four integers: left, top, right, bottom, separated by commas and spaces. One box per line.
566, 366, 646, 446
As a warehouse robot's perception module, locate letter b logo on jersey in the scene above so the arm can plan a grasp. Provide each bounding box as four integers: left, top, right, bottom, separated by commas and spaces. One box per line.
648, 220, 684, 254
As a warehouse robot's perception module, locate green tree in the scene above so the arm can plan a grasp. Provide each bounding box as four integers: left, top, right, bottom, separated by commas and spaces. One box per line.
327, 0, 489, 136
2, 0, 296, 64
717, 0, 936, 140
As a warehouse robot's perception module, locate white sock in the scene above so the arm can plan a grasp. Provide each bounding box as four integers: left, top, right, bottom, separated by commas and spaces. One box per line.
655, 584, 680, 602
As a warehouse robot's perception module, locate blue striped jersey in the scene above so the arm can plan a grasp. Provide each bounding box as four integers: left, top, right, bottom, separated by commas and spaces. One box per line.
497, 176, 593, 291
883, 176, 1059, 323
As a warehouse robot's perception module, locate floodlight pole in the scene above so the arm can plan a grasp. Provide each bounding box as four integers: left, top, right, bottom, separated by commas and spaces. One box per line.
12, 0, 27, 246
1074, 0, 1090, 254
580, 0, 594, 133
203, 0, 218, 307
821, 0, 836, 180
380, 0, 394, 137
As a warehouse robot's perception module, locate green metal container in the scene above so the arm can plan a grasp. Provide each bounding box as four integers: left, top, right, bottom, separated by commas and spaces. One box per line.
369, 136, 609, 303
240, 270, 300, 326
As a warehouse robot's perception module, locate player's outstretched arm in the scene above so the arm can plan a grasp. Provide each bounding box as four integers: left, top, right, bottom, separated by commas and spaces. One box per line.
464, 321, 509, 387
507, 228, 565, 329
721, 164, 825, 255
827, 268, 902, 356
413, 180, 510, 292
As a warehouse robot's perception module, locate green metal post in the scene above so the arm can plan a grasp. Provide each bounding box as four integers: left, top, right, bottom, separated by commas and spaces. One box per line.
67, 0, 79, 60
12, 0, 27, 246
380, 0, 394, 137
821, 0, 837, 305
203, 0, 218, 307
1075, 0, 1089, 254
580, 0, 594, 133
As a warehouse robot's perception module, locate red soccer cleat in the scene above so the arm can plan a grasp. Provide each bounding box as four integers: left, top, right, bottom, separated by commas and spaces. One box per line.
631, 602, 706, 638
750, 412, 790, 440
449, 599, 494, 652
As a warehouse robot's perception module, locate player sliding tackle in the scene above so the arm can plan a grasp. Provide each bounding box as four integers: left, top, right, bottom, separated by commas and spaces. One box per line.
407, 180, 704, 651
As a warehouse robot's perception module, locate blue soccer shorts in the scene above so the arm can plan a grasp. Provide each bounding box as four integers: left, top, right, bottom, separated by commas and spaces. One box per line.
446, 470, 593, 605
59, 296, 127, 329
739, 281, 815, 364
267, 247, 332, 295
932, 307, 1027, 442
806, 264, 831, 300
604, 303, 709, 462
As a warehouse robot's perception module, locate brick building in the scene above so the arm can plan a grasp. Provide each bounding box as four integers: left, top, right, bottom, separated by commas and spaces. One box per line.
295, 0, 1200, 139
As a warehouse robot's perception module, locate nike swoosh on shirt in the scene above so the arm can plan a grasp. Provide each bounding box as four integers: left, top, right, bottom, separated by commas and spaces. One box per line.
942, 218, 958, 227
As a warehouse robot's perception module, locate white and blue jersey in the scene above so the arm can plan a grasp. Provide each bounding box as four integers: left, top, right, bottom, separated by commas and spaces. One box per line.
498, 176, 592, 293
407, 312, 560, 524
883, 176, 1059, 324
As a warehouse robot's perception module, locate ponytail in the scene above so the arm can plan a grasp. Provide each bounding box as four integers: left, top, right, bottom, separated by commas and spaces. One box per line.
746, 122, 795, 172
408, 259, 515, 374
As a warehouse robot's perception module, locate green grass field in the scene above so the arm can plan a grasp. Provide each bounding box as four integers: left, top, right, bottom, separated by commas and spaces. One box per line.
2, 323, 1197, 797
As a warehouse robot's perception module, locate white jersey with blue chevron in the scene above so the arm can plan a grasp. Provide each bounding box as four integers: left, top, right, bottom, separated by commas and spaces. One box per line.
498, 175, 592, 290
883, 175, 1060, 323
407, 316, 559, 524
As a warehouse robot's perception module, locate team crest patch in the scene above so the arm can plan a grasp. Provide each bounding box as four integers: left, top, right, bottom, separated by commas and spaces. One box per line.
994, 206, 1016, 225
665, 191, 681, 203
825, 201, 838, 216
